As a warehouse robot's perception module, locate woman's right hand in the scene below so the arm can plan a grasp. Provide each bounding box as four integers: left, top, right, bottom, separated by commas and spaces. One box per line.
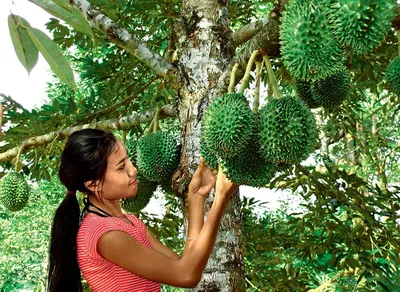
215, 166, 238, 201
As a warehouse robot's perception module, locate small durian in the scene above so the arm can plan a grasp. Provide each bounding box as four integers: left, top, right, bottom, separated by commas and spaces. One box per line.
201, 93, 255, 159
259, 96, 317, 164
121, 173, 157, 213
385, 56, 400, 96
294, 79, 320, 109
136, 132, 180, 182
327, 0, 396, 54
280, 0, 344, 81
310, 68, 351, 108
0, 172, 30, 211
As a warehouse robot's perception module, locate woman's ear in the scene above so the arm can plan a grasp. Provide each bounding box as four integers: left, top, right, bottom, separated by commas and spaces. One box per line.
84, 180, 98, 193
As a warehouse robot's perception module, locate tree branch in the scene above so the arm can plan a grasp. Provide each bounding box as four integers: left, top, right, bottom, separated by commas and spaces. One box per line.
69, 0, 178, 87
0, 105, 176, 162
231, 18, 270, 47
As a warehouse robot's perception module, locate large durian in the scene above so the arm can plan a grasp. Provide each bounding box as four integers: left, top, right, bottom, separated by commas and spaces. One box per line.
259, 96, 317, 164
121, 173, 157, 213
201, 93, 255, 159
326, 0, 396, 54
125, 139, 138, 165
385, 56, 400, 96
220, 117, 277, 188
136, 132, 180, 182
0, 172, 30, 211
280, 0, 344, 81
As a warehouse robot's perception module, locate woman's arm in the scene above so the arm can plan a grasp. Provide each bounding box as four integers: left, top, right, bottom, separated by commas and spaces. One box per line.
97, 169, 236, 288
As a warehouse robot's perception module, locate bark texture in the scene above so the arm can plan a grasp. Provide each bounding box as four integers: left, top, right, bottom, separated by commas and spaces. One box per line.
172, 0, 245, 290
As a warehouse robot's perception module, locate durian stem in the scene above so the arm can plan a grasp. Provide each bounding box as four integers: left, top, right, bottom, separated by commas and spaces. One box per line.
15, 145, 25, 173
122, 130, 127, 144
263, 55, 281, 99
397, 30, 400, 57
228, 63, 240, 94
239, 50, 260, 94
146, 119, 155, 135
153, 107, 161, 133
253, 61, 262, 112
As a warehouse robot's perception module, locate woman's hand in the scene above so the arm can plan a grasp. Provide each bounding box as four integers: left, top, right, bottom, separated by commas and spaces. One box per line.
215, 166, 238, 201
188, 157, 217, 198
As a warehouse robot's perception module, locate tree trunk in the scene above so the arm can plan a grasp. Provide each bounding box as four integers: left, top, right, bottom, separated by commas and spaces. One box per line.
172, 0, 245, 290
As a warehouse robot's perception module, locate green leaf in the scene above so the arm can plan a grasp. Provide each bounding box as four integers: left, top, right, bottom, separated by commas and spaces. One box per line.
7, 14, 39, 74
26, 27, 76, 90
53, 0, 71, 11
28, 0, 94, 40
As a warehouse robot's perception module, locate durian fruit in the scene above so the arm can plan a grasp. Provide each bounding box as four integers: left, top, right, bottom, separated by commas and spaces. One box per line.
280, 0, 343, 81
125, 139, 138, 165
220, 117, 277, 187
310, 68, 351, 108
294, 79, 320, 109
201, 93, 255, 159
326, 0, 396, 54
0, 172, 30, 211
200, 122, 219, 169
121, 173, 157, 213
385, 56, 400, 96
136, 132, 180, 182
259, 96, 317, 164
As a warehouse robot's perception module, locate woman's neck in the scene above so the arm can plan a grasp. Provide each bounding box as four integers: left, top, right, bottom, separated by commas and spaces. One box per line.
88, 196, 124, 218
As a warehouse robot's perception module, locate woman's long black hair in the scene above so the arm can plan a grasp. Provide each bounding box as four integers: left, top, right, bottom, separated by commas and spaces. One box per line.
48, 128, 117, 292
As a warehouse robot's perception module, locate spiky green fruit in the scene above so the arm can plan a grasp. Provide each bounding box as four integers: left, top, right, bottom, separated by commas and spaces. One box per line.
125, 139, 138, 165
0, 172, 30, 211
280, 0, 344, 81
327, 0, 396, 54
121, 173, 157, 213
220, 119, 277, 187
259, 96, 317, 164
294, 79, 320, 109
385, 56, 400, 96
201, 93, 255, 159
137, 132, 180, 182
310, 68, 351, 108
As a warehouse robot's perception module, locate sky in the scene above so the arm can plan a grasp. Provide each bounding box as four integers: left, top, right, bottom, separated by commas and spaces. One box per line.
0, 0, 294, 215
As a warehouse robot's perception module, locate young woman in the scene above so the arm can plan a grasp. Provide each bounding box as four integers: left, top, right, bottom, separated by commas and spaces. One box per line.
47, 128, 237, 292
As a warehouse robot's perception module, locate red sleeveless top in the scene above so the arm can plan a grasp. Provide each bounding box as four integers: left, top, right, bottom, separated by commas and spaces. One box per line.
77, 214, 161, 292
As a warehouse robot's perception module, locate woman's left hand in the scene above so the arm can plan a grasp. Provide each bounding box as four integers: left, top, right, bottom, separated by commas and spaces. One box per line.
188, 157, 217, 198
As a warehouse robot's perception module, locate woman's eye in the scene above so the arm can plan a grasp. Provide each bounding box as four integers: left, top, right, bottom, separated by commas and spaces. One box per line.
119, 164, 126, 170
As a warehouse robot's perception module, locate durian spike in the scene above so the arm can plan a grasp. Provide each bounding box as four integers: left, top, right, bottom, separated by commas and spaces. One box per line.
239, 50, 260, 94
263, 55, 282, 99
228, 63, 239, 94
253, 61, 263, 112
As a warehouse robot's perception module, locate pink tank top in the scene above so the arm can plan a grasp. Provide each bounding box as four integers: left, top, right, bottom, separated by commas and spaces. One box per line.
77, 214, 161, 292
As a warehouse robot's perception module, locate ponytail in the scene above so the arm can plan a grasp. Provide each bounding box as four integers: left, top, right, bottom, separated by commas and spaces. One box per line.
48, 194, 82, 292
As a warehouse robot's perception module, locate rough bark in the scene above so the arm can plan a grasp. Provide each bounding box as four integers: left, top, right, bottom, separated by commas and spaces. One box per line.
172, 0, 245, 290
0, 105, 176, 161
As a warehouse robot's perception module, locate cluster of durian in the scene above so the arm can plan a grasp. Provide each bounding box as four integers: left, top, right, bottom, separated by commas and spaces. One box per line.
201, 93, 317, 188
0, 172, 30, 211
280, 0, 397, 106
121, 133, 180, 213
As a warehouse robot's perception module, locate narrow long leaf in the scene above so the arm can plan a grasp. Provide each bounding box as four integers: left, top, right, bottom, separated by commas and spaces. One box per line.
27, 27, 76, 90
28, 0, 93, 39
7, 14, 38, 74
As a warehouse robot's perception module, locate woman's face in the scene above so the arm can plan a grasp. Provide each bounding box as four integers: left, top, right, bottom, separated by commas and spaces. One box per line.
98, 140, 138, 200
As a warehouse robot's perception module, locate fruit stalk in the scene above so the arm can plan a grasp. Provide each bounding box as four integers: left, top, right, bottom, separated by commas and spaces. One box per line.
228, 63, 239, 94
239, 50, 259, 94
263, 55, 281, 98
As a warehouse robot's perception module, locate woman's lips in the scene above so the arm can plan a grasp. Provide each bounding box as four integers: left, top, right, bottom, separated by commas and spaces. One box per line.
130, 178, 139, 185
